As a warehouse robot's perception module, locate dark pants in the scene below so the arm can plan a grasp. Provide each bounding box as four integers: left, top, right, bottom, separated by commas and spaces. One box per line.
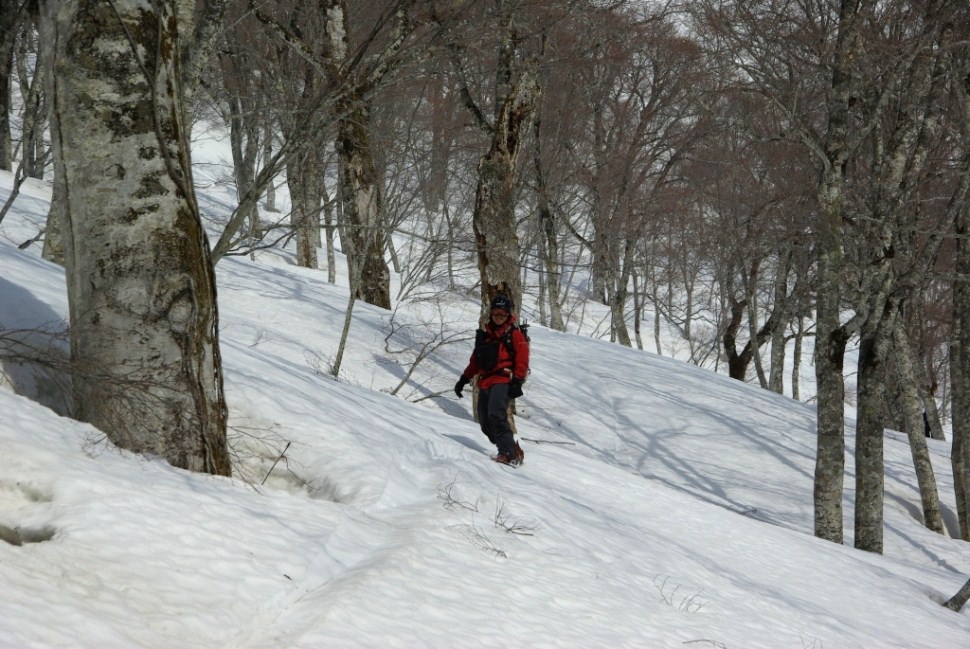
477, 382, 516, 456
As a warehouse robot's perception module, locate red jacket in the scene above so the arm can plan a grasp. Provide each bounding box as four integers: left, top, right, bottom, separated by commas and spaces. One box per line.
462, 315, 530, 390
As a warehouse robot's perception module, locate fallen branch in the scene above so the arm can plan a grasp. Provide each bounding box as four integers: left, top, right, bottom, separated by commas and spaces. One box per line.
260, 441, 291, 485
521, 437, 576, 446
19, 227, 46, 250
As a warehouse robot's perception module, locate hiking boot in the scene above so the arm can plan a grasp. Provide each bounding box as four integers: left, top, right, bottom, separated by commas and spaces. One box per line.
494, 441, 525, 466
494, 452, 515, 465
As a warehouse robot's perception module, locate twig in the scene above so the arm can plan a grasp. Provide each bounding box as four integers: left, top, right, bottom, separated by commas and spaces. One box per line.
438, 479, 480, 512
521, 437, 576, 446
19, 227, 46, 250
260, 441, 291, 485
412, 390, 450, 403
493, 500, 539, 536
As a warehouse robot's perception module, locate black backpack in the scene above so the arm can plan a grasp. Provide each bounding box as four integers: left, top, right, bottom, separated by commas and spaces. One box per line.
473, 322, 530, 372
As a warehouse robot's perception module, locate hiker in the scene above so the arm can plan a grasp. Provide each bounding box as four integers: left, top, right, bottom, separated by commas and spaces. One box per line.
454, 294, 529, 465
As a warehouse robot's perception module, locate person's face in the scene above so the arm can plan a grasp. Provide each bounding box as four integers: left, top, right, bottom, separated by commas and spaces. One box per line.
491, 308, 509, 324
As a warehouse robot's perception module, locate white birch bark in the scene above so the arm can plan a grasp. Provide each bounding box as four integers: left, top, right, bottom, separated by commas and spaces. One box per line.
0, 0, 19, 171
322, 0, 391, 309
337, 98, 391, 309
43, 0, 229, 475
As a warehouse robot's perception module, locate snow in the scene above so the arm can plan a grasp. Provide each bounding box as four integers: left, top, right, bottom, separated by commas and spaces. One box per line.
2, 168, 970, 649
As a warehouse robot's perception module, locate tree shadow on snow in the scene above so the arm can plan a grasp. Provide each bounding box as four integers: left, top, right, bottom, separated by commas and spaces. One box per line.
0, 276, 72, 416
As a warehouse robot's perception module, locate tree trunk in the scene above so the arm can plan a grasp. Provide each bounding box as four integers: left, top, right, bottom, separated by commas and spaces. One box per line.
949, 58, 970, 535
812, 0, 875, 546
649, 261, 663, 355
723, 295, 774, 382
747, 291, 768, 389
424, 69, 449, 216
853, 0, 952, 549
791, 316, 803, 401
16, 21, 47, 180
854, 315, 892, 553
743, 263, 769, 389
892, 319, 945, 534
723, 297, 749, 380
768, 250, 793, 394
944, 577, 970, 612
632, 270, 644, 351
43, 0, 229, 475
921, 390, 945, 442
321, 181, 337, 284
0, 0, 19, 171
606, 238, 633, 347
473, 68, 539, 310
336, 97, 391, 310
533, 116, 564, 331
41, 164, 65, 264
814, 166, 849, 544
287, 148, 321, 270
263, 125, 278, 213
953, 188, 970, 540
225, 84, 261, 257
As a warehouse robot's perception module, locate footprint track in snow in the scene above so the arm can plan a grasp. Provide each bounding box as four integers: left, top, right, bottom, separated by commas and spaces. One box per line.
0, 479, 56, 546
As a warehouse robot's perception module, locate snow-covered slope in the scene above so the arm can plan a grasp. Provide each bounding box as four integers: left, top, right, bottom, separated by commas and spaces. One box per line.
2, 170, 968, 648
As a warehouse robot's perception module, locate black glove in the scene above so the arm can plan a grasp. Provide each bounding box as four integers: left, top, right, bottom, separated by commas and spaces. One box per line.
454, 375, 470, 398
508, 377, 524, 399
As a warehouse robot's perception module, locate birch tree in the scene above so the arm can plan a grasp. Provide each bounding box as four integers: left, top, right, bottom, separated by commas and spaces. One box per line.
0, 0, 24, 171
244, 0, 430, 307
211, 14, 274, 261
41, 0, 230, 475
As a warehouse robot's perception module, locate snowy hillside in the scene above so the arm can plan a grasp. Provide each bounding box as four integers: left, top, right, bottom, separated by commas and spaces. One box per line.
2, 170, 969, 648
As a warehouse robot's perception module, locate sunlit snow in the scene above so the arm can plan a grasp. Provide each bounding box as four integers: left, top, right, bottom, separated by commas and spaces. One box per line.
2, 165, 969, 648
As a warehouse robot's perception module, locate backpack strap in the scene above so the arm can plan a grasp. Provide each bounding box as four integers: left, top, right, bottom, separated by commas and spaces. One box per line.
502, 325, 517, 357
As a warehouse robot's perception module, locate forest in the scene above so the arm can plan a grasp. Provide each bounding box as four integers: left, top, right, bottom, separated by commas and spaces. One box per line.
1, 0, 969, 577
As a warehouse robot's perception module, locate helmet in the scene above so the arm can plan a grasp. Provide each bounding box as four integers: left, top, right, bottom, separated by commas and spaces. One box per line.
490, 294, 514, 312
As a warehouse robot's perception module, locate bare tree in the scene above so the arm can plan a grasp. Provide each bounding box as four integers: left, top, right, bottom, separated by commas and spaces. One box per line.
0, 1, 48, 228
454, 0, 541, 311
891, 319, 944, 534
14, 11, 47, 180
800, 0, 871, 546
41, 0, 230, 474
210, 18, 273, 261
0, 0, 26, 171
531, 110, 565, 330
849, 0, 954, 553
237, 1, 439, 307
950, 9, 970, 541
672, 67, 815, 389
691, 0, 896, 544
